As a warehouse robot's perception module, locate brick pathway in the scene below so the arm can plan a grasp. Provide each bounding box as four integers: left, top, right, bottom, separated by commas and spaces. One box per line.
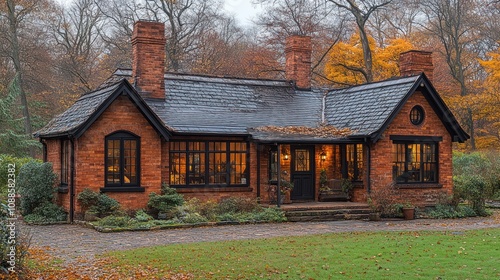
23, 210, 500, 265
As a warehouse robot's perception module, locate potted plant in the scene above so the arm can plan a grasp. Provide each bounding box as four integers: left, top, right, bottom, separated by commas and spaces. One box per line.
279, 177, 294, 204
341, 178, 354, 200
318, 169, 331, 201
402, 201, 415, 220
267, 171, 294, 204
367, 197, 381, 221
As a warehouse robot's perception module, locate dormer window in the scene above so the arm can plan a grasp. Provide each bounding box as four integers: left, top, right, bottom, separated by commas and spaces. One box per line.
410, 105, 425, 125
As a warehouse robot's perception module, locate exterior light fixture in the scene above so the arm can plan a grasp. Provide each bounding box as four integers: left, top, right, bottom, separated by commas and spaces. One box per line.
320, 151, 327, 162
282, 147, 289, 160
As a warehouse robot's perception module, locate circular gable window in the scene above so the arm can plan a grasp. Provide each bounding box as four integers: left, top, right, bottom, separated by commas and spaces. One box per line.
410, 105, 425, 125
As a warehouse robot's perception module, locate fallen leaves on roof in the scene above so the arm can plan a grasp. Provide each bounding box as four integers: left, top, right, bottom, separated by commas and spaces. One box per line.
255, 124, 353, 138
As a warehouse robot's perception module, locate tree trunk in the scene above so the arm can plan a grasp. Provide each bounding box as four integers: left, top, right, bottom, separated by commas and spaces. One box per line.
7, 0, 35, 157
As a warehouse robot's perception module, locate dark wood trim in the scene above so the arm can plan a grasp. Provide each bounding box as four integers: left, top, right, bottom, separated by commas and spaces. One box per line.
390, 135, 443, 142
395, 183, 443, 189
100, 186, 146, 192
104, 131, 141, 188
176, 187, 253, 193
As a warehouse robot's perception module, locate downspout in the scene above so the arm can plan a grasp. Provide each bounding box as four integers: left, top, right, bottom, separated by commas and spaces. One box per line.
276, 143, 281, 208
256, 143, 261, 201
69, 137, 75, 223
365, 138, 371, 193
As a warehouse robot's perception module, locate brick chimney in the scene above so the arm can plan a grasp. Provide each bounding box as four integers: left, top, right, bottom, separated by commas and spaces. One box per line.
399, 50, 434, 83
132, 21, 166, 99
285, 35, 312, 89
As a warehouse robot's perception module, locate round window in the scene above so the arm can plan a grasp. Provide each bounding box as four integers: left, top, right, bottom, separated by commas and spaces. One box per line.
410, 106, 425, 125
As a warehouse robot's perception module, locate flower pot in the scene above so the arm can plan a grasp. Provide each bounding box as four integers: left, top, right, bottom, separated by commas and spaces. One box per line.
402, 207, 415, 220
369, 212, 381, 221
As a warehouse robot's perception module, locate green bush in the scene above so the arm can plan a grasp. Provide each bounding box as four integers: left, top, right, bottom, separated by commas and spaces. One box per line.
453, 151, 500, 201
17, 161, 57, 215
23, 202, 67, 223
89, 194, 120, 217
96, 215, 135, 227
1, 203, 31, 274
252, 207, 287, 222
77, 188, 100, 211
216, 197, 259, 214
134, 209, 153, 222
76, 189, 120, 217
454, 174, 489, 216
427, 204, 477, 219
0, 154, 37, 201
147, 184, 184, 216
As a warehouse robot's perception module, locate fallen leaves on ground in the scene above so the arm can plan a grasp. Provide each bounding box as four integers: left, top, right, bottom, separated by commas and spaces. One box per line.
5, 247, 194, 280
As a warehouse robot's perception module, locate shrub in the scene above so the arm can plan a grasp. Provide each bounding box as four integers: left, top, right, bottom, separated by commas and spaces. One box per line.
366, 183, 401, 217
454, 174, 489, 216
96, 215, 135, 227
147, 184, 184, 217
76, 189, 120, 217
0, 155, 37, 201
17, 161, 57, 215
427, 204, 477, 219
89, 194, 120, 217
216, 197, 259, 214
77, 188, 100, 212
134, 209, 153, 222
1, 203, 31, 275
23, 202, 67, 224
251, 207, 287, 222
185, 198, 218, 221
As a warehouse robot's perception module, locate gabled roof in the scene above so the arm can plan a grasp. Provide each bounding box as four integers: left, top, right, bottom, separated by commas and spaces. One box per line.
37, 70, 469, 143
35, 79, 170, 139
325, 74, 469, 142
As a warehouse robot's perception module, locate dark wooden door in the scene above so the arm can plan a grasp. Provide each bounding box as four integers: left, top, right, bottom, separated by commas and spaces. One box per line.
291, 146, 315, 200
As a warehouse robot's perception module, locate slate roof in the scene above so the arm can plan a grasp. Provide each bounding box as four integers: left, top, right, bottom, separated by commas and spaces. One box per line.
325, 76, 419, 137
35, 81, 122, 137
36, 70, 469, 143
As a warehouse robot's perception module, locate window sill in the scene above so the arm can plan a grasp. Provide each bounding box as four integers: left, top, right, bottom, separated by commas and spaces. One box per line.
100, 186, 145, 193
396, 183, 442, 189
175, 187, 253, 193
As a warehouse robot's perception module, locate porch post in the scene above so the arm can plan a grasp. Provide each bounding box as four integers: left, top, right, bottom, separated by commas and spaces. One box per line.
257, 143, 261, 200
276, 143, 281, 208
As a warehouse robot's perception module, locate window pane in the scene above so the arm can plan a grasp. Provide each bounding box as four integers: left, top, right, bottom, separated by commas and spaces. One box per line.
124, 140, 137, 184
269, 150, 278, 182
209, 152, 226, 184
107, 139, 121, 184
188, 153, 205, 184
230, 152, 246, 184
170, 153, 186, 185
295, 149, 310, 172
392, 144, 406, 182
356, 144, 364, 181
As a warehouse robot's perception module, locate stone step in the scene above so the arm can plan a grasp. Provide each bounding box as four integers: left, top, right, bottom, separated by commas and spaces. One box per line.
284, 208, 371, 222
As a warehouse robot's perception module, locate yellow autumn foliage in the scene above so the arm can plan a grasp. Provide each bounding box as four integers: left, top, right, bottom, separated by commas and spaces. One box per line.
325, 33, 414, 85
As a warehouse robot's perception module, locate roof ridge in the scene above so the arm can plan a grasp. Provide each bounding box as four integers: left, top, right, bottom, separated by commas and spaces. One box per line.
78, 79, 125, 101
330, 74, 421, 93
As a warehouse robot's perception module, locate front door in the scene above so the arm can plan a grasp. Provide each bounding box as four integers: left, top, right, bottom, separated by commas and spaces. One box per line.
291, 146, 315, 200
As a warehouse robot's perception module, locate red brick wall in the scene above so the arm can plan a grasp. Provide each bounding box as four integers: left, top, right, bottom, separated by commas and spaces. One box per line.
44, 139, 71, 210
399, 50, 434, 83
370, 91, 453, 207
73, 96, 162, 214
132, 21, 166, 99
285, 35, 312, 89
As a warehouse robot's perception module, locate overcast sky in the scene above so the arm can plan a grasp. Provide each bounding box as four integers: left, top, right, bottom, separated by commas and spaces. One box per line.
55, 0, 263, 27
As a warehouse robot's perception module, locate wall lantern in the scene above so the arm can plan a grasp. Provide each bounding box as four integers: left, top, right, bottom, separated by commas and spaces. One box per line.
282, 146, 290, 160
320, 151, 327, 162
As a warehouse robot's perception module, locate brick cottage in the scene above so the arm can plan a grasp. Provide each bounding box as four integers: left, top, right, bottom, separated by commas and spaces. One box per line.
36, 21, 469, 221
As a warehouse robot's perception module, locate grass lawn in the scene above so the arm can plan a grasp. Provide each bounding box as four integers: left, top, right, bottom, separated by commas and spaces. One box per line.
104, 228, 499, 279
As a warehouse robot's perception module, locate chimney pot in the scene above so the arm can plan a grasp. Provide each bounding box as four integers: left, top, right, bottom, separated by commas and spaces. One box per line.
285, 35, 312, 89
132, 21, 166, 99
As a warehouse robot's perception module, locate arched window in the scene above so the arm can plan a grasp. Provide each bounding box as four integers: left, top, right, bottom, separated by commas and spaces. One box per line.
105, 131, 140, 188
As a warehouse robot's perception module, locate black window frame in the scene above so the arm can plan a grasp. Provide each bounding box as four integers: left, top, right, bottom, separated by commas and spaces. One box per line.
102, 131, 143, 192
391, 136, 439, 184
59, 139, 71, 193
169, 140, 249, 188
410, 105, 425, 125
